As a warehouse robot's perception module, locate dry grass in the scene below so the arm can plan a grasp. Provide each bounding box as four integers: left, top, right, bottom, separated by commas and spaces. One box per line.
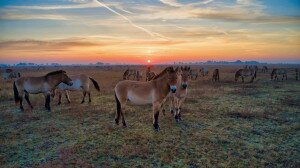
0, 65, 299, 167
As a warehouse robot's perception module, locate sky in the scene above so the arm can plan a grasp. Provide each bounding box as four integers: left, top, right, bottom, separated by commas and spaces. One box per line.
0, 0, 300, 64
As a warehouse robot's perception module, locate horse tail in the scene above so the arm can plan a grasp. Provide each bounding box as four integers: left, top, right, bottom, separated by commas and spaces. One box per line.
89, 77, 100, 92
254, 70, 257, 79
13, 82, 20, 105
115, 93, 121, 118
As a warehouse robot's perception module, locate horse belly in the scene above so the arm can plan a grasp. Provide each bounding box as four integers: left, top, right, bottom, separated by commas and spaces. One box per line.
24, 82, 44, 94
127, 91, 152, 105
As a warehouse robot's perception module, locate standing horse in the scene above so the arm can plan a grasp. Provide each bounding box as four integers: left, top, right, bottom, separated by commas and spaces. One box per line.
212, 69, 220, 82
168, 66, 190, 122
199, 67, 208, 76
13, 70, 73, 111
53, 74, 100, 105
146, 67, 156, 81
123, 69, 138, 80
2, 69, 21, 80
235, 68, 256, 83
114, 66, 179, 131
189, 69, 198, 80
271, 68, 287, 80
262, 66, 268, 73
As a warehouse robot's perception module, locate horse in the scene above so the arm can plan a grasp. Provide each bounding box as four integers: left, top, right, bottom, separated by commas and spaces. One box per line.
146, 67, 156, 81
167, 66, 190, 122
189, 69, 198, 80
123, 69, 138, 80
2, 69, 21, 80
52, 74, 100, 105
114, 66, 179, 131
262, 66, 268, 73
13, 70, 73, 112
271, 68, 287, 80
199, 67, 209, 76
212, 69, 220, 82
235, 68, 256, 83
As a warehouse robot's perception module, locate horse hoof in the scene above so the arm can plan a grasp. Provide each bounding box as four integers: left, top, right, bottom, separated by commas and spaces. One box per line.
175, 115, 180, 123
115, 119, 119, 125
81, 101, 84, 104
58, 102, 61, 105
170, 110, 174, 114
153, 124, 160, 132
123, 124, 127, 128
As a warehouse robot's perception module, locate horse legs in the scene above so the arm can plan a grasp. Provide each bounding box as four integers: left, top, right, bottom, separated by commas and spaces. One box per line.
153, 102, 161, 131
24, 91, 33, 109
58, 90, 62, 105
44, 93, 51, 111
81, 91, 87, 104
65, 90, 71, 103
20, 96, 24, 112
177, 97, 185, 121
88, 92, 91, 103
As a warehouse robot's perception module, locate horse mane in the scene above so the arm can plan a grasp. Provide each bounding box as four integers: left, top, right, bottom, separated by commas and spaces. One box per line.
153, 66, 173, 80
45, 70, 66, 77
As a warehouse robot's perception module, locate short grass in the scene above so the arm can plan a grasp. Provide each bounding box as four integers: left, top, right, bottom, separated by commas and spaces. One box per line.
0, 66, 299, 167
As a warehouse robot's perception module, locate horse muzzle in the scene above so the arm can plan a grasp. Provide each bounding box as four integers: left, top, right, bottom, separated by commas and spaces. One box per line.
182, 83, 188, 89
170, 85, 177, 93
68, 81, 73, 86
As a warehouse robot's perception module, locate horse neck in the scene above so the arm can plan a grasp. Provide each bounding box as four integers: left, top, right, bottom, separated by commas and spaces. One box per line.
153, 75, 170, 96
46, 75, 63, 89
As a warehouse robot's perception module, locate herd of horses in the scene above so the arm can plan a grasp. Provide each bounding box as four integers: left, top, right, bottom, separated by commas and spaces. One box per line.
1, 65, 298, 131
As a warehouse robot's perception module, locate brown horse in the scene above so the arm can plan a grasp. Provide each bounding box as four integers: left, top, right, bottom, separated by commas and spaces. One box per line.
13, 70, 73, 111
123, 69, 141, 80
212, 69, 220, 82
145, 67, 156, 81
168, 66, 190, 122
235, 68, 256, 83
114, 66, 179, 131
53, 74, 100, 105
271, 68, 287, 80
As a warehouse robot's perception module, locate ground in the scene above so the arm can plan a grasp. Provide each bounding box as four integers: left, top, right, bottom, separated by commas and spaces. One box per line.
0, 65, 299, 167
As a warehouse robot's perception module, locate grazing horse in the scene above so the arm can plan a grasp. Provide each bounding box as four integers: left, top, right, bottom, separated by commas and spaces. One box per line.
262, 66, 268, 73
212, 69, 220, 82
189, 69, 198, 80
271, 68, 287, 80
13, 70, 73, 112
114, 66, 179, 131
53, 74, 100, 105
146, 67, 156, 81
168, 66, 190, 122
235, 69, 256, 83
2, 69, 21, 80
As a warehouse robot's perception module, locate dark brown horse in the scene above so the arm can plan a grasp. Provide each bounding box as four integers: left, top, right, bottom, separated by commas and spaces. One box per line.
14, 70, 73, 111
212, 69, 220, 82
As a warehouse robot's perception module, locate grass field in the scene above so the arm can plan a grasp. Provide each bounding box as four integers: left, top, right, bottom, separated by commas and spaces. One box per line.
0, 65, 299, 167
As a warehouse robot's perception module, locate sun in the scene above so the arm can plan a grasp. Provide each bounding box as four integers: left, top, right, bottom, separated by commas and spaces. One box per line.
147, 59, 151, 63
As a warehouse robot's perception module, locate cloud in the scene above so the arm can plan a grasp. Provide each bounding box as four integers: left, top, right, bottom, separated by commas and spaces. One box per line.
0, 13, 68, 20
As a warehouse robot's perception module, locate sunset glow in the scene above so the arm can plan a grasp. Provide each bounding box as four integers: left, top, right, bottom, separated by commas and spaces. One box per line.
0, 0, 300, 64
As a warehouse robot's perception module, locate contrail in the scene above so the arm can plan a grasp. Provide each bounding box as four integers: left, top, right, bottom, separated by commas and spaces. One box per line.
93, 0, 168, 40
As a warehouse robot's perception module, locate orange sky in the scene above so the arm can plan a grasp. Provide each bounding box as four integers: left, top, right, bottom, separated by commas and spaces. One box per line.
0, 0, 300, 64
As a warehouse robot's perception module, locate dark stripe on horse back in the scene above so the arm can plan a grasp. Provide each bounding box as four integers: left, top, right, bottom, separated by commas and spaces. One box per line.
45, 70, 66, 77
